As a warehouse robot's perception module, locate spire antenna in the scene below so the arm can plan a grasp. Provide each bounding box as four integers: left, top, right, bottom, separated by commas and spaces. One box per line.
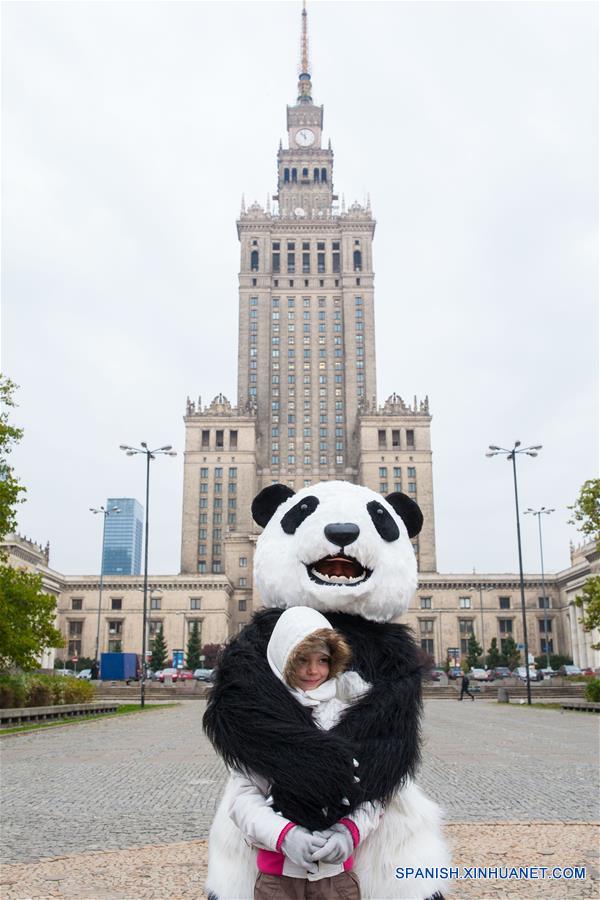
297, 1, 313, 103
300, 0, 310, 76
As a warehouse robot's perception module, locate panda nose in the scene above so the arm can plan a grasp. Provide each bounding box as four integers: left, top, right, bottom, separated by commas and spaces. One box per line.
324, 523, 360, 548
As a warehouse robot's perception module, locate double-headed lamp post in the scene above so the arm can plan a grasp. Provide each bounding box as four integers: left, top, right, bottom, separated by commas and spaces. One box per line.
120, 443, 177, 708
486, 441, 542, 705
89, 505, 121, 669
524, 507, 555, 671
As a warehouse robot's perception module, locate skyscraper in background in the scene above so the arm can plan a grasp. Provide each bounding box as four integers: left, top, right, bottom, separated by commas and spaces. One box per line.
102, 498, 143, 575
179, 2, 436, 631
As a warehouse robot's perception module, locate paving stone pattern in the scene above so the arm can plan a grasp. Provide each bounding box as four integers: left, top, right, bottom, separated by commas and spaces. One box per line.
1, 700, 598, 865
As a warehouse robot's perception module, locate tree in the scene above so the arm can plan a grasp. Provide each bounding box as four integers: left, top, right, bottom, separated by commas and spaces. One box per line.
485, 637, 502, 668
186, 621, 202, 671
465, 634, 483, 669
500, 636, 521, 670
569, 479, 600, 549
574, 578, 600, 650
150, 626, 168, 671
570, 479, 600, 649
201, 643, 223, 668
0, 376, 63, 672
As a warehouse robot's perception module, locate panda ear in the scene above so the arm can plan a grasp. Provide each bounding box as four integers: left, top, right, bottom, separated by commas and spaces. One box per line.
252, 484, 296, 528
385, 492, 424, 538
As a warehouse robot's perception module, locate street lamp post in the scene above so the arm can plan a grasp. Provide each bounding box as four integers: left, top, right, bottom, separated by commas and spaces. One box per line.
525, 507, 555, 671
120, 443, 177, 708
486, 441, 542, 705
89, 505, 121, 671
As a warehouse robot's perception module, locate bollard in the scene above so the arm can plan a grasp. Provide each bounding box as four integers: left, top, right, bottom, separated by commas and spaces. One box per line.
498, 686, 510, 704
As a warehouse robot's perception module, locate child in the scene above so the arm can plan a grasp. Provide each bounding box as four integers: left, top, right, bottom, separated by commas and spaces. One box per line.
228, 606, 383, 900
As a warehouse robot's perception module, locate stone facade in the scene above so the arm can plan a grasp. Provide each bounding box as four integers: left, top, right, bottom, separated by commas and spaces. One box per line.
56, 575, 232, 662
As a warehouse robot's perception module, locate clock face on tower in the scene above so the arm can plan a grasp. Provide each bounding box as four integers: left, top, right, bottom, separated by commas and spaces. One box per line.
295, 128, 315, 148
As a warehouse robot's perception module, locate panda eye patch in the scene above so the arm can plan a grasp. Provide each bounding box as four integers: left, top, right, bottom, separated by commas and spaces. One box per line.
367, 500, 400, 542
281, 495, 320, 535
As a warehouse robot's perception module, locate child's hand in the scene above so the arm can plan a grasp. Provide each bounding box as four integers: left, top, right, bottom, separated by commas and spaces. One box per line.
281, 826, 327, 872
311, 823, 354, 864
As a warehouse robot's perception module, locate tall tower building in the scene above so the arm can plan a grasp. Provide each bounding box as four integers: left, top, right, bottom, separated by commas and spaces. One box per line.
181, 3, 437, 624
102, 498, 143, 575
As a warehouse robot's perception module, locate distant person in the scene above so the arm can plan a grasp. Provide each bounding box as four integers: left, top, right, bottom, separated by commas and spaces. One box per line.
91, 661, 99, 681
458, 673, 475, 701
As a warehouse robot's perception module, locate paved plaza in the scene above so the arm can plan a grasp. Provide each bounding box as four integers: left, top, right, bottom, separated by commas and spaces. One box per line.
1, 699, 598, 867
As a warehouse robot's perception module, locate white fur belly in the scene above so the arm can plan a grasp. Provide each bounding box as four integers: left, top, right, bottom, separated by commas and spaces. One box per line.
206, 779, 451, 900
206, 778, 257, 900
353, 782, 452, 899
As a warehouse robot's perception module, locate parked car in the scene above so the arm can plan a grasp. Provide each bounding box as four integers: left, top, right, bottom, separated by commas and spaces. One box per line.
558, 665, 582, 677
540, 667, 557, 678
491, 667, 512, 679
193, 668, 214, 682
150, 669, 163, 681
513, 666, 542, 682
76, 669, 92, 680
159, 667, 180, 683
177, 669, 194, 681
468, 668, 494, 682
581, 667, 595, 677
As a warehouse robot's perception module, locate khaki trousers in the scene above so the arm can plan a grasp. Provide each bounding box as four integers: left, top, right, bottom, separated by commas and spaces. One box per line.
254, 871, 360, 900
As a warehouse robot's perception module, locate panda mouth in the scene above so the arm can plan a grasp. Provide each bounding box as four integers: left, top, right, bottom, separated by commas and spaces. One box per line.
306, 554, 372, 586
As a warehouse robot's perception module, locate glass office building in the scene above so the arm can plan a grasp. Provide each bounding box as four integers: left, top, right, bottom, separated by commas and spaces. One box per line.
102, 498, 143, 575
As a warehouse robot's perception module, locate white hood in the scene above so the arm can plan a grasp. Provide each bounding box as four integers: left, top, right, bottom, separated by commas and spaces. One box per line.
266, 606, 333, 683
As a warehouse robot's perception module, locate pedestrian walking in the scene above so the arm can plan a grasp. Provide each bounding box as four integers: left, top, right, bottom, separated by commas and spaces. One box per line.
458, 674, 475, 701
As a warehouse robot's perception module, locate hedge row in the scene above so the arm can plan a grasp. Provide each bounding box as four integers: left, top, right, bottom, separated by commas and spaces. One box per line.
0, 674, 95, 708
584, 678, 600, 703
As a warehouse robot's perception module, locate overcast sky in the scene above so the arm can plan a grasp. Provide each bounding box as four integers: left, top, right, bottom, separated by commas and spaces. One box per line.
2, 0, 597, 578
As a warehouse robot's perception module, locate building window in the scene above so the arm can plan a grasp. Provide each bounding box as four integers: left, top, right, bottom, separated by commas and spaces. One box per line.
419, 619, 434, 634
393, 467, 401, 478
498, 619, 513, 634
406, 429, 415, 448
378, 429, 387, 449
459, 597, 471, 609
111, 598, 122, 611
216, 430, 224, 449
540, 638, 554, 654
69, 620, 83, 636
499, 597, 510, 609
239, 556, 248, 567
420, 597, 432, 609
151, 596, 161, 610
538, 619, 552, 633
200, 467, 208, 478
71, 598, 83, 610
250, 249, 259, 271
198, 561, 206, 573
108, 621, 123, 635
407, 467, 416, 477
190, 597, 202, 610
420, 638, 434, 656
230, 431, 238, 450
538, 596, 551, 609
107, 640, 121, 653
238, 598, 247, 612
201, 430, 209, 448
353, 249, 362, 271
380, 483, 388, 493
212, 561, 222, 573
379, 467, 387, 477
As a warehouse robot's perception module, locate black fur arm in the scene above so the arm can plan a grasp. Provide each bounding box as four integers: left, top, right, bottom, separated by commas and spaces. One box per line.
328, 614, 423, 805
203, 610, 361, 830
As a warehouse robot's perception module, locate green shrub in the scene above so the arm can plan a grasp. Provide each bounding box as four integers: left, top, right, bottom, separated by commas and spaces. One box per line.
584, 678, 600, 702
0, 674, 95, 709
27, 677, 53, 707
0, 675, 27, 708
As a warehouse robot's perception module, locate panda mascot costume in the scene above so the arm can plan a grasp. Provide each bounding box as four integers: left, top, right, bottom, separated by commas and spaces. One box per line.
204, 481, 451, 899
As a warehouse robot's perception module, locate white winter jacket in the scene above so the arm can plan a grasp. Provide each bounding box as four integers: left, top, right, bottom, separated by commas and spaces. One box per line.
228, 606, 383, 880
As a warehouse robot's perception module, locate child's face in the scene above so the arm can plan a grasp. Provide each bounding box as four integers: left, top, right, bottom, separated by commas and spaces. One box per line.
294, 651, 330, 691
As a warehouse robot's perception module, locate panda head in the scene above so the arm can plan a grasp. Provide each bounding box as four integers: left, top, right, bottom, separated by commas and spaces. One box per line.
252, 480, 423, 623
